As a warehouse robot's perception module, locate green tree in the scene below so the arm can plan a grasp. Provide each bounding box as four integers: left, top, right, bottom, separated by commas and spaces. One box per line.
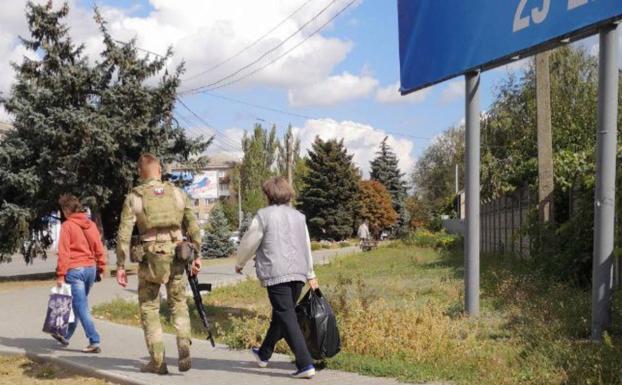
357, 180, 397, 237
480, 46, 601, 282
0, 2, 209, 262
299, 137, 360, 240
240, 123, 277, 216
370, 137, 409, 236
277, 124, 307, 196
201, 204, 234, 259
220, 165, 241, 230
412, 125, 464, 216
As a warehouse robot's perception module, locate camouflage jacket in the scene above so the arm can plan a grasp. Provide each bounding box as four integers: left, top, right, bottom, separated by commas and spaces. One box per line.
116, 178, 201, 269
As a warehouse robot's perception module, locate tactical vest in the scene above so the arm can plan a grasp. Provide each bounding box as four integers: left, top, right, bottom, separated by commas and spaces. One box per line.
131, 181, 185, 238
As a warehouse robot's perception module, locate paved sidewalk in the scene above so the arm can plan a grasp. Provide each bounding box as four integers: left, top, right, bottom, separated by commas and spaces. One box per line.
0, 246, 408, 385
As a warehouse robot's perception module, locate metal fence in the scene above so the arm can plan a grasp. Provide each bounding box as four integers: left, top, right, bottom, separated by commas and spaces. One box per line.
481, 188, 535, 258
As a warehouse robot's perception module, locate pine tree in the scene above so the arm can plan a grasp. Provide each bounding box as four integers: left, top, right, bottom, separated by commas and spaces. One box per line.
370, 137, 409, 236
0, 2, 210, 262
299, 138, 360, 240
201, 204, 235, 259
240, 123, 277, 216
358, 180, 398, 237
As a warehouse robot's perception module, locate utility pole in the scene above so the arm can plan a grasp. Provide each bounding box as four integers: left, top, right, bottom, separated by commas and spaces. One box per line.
286, 132, 294, 187
237, 174, 243, 230
536, 51, 554, 224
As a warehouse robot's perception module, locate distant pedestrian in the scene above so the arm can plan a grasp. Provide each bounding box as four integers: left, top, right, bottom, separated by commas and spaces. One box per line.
357, 220, 370, 241
236, 176, 318, 379
53, 194, 106, 353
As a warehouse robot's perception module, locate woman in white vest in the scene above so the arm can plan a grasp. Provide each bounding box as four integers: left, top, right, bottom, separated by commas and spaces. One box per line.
235, 176, 319, 379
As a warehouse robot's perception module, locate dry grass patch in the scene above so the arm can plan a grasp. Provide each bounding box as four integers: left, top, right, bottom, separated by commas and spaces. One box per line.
0, 355, 114, 385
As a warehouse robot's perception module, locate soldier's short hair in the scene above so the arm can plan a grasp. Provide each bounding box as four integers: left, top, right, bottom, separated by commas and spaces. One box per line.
138, 153, 161, 172
262, 176, 294, 205
58, 194, 84, 214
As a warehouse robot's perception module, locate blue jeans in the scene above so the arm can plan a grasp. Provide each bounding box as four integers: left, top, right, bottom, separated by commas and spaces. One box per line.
64, 266, 100, 346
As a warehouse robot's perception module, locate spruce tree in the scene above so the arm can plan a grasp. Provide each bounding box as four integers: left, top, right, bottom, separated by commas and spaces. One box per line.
299, 138, 360, 240
201, 204, 235, 259
0, 2, 209, 262
370, 137, 409, 236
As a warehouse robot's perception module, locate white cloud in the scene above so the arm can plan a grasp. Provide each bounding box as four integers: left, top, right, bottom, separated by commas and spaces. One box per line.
287, 71, 378, 107
440, 80, 464, 104
292, 118, 415, 178
0, 0, 361, 97
375, 81, 429, 104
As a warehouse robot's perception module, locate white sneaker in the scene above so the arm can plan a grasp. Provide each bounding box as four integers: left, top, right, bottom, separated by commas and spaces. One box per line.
291, 365, 316, 379
251, 348, 268, 368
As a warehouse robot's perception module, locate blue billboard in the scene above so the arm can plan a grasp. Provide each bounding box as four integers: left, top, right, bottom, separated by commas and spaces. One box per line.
398, 0, 622, 94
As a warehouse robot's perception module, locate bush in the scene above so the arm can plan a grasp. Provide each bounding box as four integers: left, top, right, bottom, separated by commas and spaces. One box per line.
339, 241, 351, 248
311, 242, 322, 251
427, 216, 444, 232
401, 230, 460, 250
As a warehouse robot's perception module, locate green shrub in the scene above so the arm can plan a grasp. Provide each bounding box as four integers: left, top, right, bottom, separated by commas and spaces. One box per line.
402, 230, 460, 250
311, 242, 322, 251
339, 241, 351, 248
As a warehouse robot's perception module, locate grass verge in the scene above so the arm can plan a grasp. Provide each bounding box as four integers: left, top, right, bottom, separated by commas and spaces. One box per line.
93, 241, 622, 385
0, 355, 114, 385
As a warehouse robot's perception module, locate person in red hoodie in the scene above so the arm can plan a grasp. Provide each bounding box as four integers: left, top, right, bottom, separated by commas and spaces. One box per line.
53, 194, 106, 353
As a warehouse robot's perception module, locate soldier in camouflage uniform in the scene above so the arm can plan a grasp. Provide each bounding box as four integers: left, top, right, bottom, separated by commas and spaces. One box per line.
115, 153, 202, 375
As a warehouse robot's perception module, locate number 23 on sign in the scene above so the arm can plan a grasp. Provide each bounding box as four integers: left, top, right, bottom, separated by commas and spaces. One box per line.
513, 0, 590, 32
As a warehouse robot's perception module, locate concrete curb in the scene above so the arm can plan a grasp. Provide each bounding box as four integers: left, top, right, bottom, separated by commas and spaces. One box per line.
0, 346, 149, 385
0, 272, 56, 282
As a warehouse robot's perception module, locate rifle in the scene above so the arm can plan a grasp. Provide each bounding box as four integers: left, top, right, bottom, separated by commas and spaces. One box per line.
179, 242, 216, 347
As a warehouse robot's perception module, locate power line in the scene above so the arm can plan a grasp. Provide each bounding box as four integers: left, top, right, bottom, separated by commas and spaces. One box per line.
203, 92, 316, 120
185, 0, 358, 93
194, 92, 433, 141
181, 0, 342, 94
183, 0, 314, 81
113, 39, 167, 59
174, 112, 241, 154
176, 98, 242, 150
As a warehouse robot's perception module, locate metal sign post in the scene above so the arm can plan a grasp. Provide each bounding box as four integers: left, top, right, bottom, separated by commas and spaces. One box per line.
398, 1, 622, 330
465, 71, 481, 317
591, 23, 619, 341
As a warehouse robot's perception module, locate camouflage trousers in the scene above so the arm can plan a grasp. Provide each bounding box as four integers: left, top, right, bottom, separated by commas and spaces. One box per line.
138, 255, 191, 365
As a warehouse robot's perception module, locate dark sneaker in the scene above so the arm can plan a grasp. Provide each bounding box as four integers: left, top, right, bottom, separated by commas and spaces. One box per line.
178, 339, 191, 372
251, 348, 268, 368
81, 345, 101, 354
51, 334, 69, 347
140, 360, 169, 375
291, 365, 316, 379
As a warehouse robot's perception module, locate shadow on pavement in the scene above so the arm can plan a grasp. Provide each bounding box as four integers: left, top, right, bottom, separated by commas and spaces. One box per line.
0, 336, 297, 379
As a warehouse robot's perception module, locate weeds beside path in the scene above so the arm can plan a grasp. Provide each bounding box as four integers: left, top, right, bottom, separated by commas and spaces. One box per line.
94, 241, 622, 385
0, 354, 113, 385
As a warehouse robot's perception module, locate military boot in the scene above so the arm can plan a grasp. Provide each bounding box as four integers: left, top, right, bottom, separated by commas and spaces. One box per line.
177, 337, 192, 372
140, 360, 168, 375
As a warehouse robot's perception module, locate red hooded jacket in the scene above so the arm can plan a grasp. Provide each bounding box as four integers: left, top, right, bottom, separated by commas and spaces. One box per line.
56, 213, 106, 278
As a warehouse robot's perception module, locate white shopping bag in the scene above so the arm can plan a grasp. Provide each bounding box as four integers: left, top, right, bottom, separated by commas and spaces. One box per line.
50, 284, 75, 323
